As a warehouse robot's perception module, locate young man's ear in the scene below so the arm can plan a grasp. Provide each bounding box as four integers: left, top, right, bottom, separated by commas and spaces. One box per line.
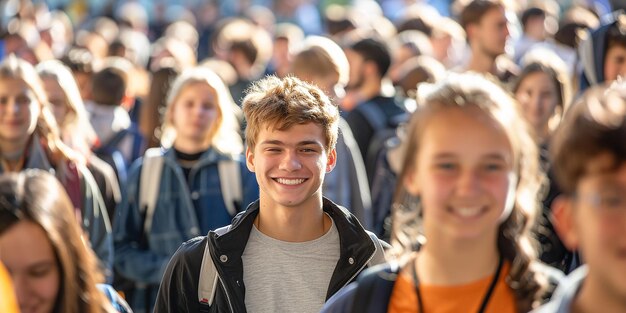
326, 149, 337, 173
551, 195, 580, 251
246, 146, 255, 172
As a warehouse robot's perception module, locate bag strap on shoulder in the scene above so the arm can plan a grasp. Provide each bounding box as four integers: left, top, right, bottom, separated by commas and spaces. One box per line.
217, 158, 242, 216
138, 148, 165, 236
198, 226, 230, 307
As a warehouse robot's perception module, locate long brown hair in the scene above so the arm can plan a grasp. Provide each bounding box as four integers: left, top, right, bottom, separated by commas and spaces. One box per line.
0, 169, 114, 313
391, 73, 547, 312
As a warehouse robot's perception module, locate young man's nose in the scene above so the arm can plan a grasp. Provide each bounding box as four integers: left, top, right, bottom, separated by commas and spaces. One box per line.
279, 150, 302, 171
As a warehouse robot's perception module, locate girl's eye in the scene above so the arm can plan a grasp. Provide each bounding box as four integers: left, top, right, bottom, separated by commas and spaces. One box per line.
0, 96, 8, 105
436, 162, 457, 171
483, 163, 505, 172
29, 264, 53, 278
16, 95, 31, 105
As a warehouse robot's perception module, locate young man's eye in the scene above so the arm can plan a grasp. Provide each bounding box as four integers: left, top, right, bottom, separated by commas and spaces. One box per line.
598, 193, 625, 211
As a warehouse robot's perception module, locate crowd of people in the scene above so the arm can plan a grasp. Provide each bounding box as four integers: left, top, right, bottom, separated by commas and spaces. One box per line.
0, 0, 625, 312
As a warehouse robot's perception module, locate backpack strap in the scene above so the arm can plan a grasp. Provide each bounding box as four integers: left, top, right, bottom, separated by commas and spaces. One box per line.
198, 226, 230, 308
138, 148, 165, 236
217, 158, 242, 216
350, 263, 399, 313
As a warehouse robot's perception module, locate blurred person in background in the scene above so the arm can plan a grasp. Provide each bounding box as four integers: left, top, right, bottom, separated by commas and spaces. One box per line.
0, 169, 131, 313
36, 59, 122, 223
0, 55, 112, 279
114, 67, 258, 313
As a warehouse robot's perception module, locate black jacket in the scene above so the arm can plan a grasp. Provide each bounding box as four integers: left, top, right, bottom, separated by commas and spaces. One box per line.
154, 198, 385, 313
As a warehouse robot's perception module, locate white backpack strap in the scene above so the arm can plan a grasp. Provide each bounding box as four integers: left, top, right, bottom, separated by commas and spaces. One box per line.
139, 148, 165, 236
198, 226, 229, 306
198, 240, 219, 306
218, 158, 242, 216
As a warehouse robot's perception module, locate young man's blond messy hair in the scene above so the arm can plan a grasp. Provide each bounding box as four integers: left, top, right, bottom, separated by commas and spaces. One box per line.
242, 75, 339, 152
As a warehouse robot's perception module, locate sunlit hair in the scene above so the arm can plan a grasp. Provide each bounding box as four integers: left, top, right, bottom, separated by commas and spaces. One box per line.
0, 169, 115, 313
551, 80, 626, 194
513, 48, 573, 137
391, 73, 546, 311
36, 60, 98, 156
243, 75, 339, 152
291, 35, 350, 89
0, 55, 79, 169
162, 67, 243, 155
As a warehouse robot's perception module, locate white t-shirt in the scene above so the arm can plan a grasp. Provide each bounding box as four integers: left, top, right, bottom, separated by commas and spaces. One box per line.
242, 217, 340, 313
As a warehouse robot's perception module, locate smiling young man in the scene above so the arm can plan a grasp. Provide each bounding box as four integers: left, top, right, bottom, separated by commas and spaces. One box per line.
154, 75, 386, 313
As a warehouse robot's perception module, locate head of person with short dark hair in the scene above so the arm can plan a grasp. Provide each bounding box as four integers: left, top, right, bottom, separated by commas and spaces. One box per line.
90, 59, 129, 107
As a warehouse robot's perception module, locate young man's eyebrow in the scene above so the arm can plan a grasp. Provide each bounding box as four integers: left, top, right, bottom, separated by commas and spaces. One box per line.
259, 140, 323, 147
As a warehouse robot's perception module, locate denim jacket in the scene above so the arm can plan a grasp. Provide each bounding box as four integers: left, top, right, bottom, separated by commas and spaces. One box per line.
113, 147, 258, 312
0, 135, 113, 278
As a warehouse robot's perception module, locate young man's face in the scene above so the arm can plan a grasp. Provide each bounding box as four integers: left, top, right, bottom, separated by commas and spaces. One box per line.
246, 122, 336, 211
604, 44, 626, 83
471, 7, 510, 58
556, 154, 626, 297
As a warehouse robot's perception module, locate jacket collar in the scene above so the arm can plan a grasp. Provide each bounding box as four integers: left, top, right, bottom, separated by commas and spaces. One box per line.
210, 197, 376, 299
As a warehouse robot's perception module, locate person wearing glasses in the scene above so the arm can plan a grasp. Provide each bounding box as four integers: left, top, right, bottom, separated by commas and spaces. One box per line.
534, 81, 626, 312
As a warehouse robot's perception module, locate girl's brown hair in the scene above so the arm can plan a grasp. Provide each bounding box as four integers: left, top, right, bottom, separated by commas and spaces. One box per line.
391, 73, 547, 312
0, 169, 115, 313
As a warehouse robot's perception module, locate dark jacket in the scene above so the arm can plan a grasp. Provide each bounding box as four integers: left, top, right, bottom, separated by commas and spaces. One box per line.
154, 198, 387, 313
579, 10, 625, 92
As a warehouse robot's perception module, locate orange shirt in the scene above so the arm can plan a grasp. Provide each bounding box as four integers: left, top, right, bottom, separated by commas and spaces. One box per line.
388, 262, 516, 313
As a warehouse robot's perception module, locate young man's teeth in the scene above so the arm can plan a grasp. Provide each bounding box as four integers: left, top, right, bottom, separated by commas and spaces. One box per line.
276, 178, 305, 185
454, 207, 481, 217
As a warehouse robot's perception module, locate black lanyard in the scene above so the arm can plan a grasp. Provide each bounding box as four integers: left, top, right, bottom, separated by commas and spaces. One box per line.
412, 256, 504, 313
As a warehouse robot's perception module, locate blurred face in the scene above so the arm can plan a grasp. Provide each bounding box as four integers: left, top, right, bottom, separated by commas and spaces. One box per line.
344, 48, 365, 90
515, 71, 559, 136
562, 155, 626, 299
604, 45, 626, 83
0, 221, 60, 313
171, 82, 219, 149
0, 78, 40, 147
246, 122, 336, 211
472, 6, 509, 58
41, 78, 69, 127
405, 106, 515, 242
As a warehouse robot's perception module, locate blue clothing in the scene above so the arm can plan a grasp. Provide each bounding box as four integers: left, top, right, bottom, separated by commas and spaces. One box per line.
323, 119, 372, 229
0, 135, 113, 280
113, 147, 258, 312
97, 284, 133, 313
